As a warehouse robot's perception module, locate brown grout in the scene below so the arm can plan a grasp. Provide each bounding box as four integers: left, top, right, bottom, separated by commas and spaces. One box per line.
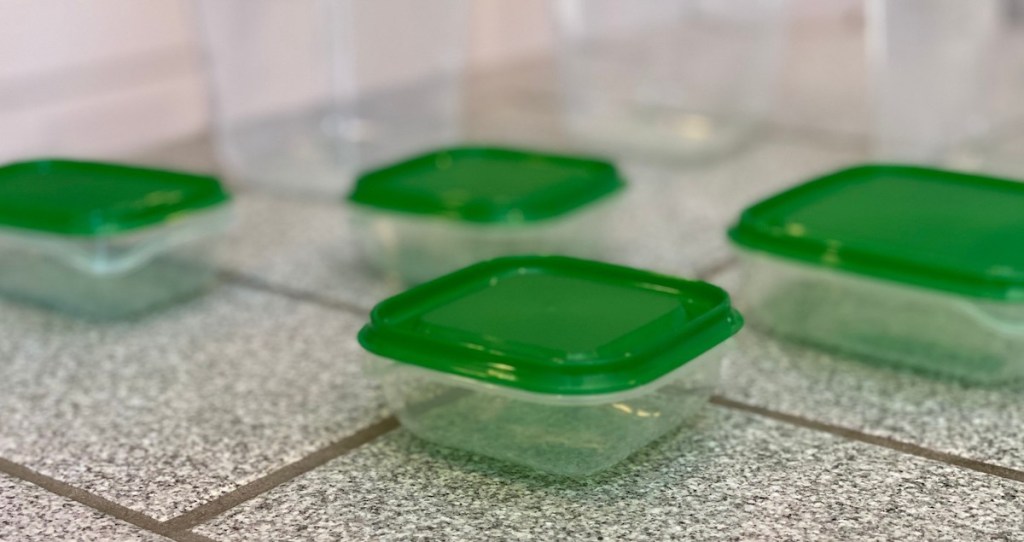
218, 268, 370, 317
695, 255, 738, 282
0, 457, 216, 542
169, 532, 221, 542
0, 415, 399, 539
162, 416, 399, 533
710, 395, 1024, 484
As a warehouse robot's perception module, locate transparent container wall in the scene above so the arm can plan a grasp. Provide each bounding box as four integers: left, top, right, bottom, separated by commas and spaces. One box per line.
866, 0, 999, 164
197, 0, 467, 196
554, 0, 787, 161
735, 250, 1024, 384
947, 0, 1024, 176
0, 208, 230, 318
368, 347, 724, 476
351, 199, 616, 285
0, 235, 221, 319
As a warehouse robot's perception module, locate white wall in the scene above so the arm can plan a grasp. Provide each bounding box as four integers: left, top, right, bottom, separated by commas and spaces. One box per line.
0, 0, 205, 161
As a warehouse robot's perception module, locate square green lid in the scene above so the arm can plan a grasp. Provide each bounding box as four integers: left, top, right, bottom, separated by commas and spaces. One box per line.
358, 256, 743, 395
729, 165, 1024, 301
346, 147, 625, 223
0, 159, 230, 236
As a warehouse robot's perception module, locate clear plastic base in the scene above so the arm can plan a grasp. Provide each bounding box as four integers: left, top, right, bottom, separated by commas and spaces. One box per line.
735, 249, 1024, 383
0, 208, 230, 319
367, 345, 726, 477
0, 242, 219, 319
351, 199, 617, 285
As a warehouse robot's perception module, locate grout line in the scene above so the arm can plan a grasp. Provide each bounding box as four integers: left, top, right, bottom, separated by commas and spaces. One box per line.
162, 416, 399, 533
168, 532, 220, 542
767, 122, 870, 152
218, 268, 370, 317
0, 457, 216, 542
695, 255, 738, 282
709, 395, 1024, 484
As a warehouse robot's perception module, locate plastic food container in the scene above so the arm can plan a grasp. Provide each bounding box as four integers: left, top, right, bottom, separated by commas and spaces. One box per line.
553, 0, 787, 160
359, 256, 743, 476
729, 165, 1024, 383
346, 147, 626, 284
196, 0, 467, 196
0, 160, 232, 318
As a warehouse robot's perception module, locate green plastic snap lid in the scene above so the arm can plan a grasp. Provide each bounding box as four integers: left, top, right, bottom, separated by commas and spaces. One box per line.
0, 159, 230, 236
346, 147, 624, 223
358, 256, 743, 395
729, 165, 1024, 301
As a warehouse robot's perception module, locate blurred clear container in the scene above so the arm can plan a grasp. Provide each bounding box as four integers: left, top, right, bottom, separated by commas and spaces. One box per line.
730, 165, 1024, 384
196, 0, 467, 196
867, 0, 999, 163
359, 256, 744, 476
553, 0, 787, 160
0, 160, 232, 318
346, 146, 625, 284
945, 0, 1024, 176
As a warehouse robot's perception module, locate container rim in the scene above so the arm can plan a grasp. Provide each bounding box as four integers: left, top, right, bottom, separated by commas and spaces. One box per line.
728, 164, 1024, 302
358, 255, 744, 395
345, 146, 626, 224
0, 159, 232, 237
366, 341, 730, 406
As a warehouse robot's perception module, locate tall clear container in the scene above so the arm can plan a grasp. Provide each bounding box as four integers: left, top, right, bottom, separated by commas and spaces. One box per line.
866, 0, 999, 164
553, 0, 788, 161
945, 0, 1024, 176
196, 0, 468, 196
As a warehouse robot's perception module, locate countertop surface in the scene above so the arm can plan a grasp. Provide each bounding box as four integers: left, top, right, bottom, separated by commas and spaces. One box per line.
4, 31, 1024, 541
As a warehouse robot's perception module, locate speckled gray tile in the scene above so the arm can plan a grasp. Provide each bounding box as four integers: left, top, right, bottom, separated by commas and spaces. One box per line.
0, 473, 168, 542
712, 265, 1024, 473
218, 194, 399, 312
196, 407, 1022, 542
0, 285, 385, 521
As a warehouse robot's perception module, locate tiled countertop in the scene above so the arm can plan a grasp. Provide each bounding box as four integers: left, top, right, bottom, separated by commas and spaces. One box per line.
5, 37, 1024, 541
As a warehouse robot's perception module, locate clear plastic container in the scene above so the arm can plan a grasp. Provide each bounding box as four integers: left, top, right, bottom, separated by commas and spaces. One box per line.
553, 0, 787, 160
195, 0, 467, 196
359, 256, 744, 476
729, 165, 1024, 383
0, 160, 232, 318
347, 147, 626, 284
866, 0, 999, 163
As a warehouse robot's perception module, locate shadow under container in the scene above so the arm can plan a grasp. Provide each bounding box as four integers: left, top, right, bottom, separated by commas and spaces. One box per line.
346, 147, 625, 285
358, 256, 744, 476
729, 165, 1024, 383
0, 160, 232, 318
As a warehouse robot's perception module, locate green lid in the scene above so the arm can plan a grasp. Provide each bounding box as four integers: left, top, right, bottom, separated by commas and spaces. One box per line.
346, 147, 624, 223
0, 159, 230, 236
729, 165, 1024, 301
358, 256, 743, 395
